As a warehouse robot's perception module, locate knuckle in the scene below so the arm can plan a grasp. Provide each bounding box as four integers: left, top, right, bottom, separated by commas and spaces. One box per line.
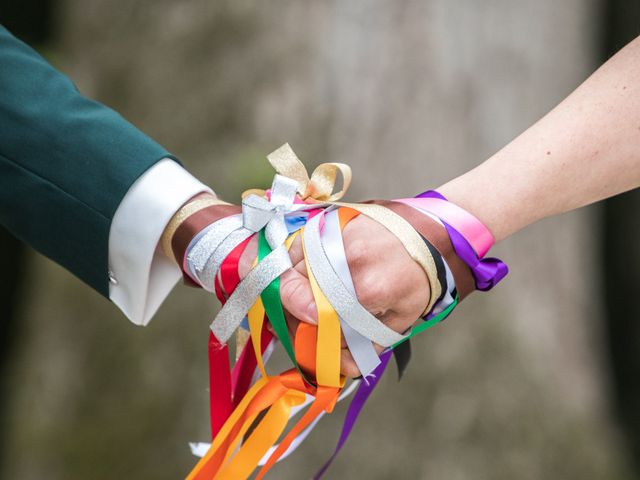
356, 272, 385, 308
345, 237, 369, 265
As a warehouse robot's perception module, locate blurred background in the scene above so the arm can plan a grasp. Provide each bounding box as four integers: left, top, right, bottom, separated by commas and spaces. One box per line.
1, 1, 639, 479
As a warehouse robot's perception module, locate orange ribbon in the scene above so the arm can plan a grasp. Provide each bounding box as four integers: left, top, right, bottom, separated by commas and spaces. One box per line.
187, 212, 353, 479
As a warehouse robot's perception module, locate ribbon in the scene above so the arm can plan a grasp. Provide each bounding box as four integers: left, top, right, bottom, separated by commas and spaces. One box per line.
323, 208, 381, 377
258, 230, 308, 378
183, 144, 509, 479
403, 191, 509, 290
243, 143, 352, 202
313, 350, 392, 478
211, 172, 321, 343
334, 201, 443, 315
303, 212, 406, 347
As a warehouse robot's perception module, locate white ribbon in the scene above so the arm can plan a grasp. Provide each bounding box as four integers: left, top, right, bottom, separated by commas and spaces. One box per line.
303, 212, 407, 347
210, 174, 301, 342
322, 209, 381, 377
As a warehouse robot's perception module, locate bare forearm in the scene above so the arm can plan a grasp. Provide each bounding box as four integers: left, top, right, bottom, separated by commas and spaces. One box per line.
439, 36, 640, 242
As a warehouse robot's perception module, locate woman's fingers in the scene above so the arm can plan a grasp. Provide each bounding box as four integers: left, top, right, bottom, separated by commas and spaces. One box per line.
340, 344, 385, 378
279, 213, 430, 378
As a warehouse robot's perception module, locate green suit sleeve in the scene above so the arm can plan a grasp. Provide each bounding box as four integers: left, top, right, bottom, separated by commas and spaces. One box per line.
0, 25, 177, 297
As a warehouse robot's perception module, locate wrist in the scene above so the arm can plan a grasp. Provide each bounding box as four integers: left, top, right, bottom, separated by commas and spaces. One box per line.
409, 190, 494, 258
435, 175, 507, 244
393, 184, 510, 293
435, 149, 544, 244
161, 192, 232, 265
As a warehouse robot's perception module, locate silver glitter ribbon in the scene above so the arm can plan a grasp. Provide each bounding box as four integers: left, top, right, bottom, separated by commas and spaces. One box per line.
242, 174, 298, 248
187, 215, 244, 292
322, 208, 381, 377
210, 174, 300, 342
303, 213, 406, 347
211, 245, 292, 342
200, 227, 254, 290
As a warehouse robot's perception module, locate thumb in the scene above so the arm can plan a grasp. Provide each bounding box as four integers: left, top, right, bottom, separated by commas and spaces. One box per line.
279, 265, 317, 325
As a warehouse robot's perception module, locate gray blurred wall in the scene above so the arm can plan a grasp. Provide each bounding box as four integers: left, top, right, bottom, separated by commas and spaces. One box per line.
1, 1, 635, 479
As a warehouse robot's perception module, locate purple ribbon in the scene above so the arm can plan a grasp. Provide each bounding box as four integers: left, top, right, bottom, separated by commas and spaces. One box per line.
416, 190, 508, 291
314, 190, 508, 478
314, 350, 393, 479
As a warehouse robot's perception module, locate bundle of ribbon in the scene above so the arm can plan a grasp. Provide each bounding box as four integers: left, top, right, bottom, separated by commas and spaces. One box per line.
178, 144, 508, 479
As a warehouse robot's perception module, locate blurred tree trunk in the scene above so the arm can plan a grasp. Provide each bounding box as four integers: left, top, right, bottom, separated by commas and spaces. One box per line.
0, 1, 635, 479
601, 0, 640, 468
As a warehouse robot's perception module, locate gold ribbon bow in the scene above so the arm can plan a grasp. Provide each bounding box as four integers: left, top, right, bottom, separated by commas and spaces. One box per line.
243, 143, 352, 202
241, 143, 440, 314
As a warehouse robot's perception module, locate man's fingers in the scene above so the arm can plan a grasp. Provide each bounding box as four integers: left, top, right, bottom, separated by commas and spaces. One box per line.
279, 267, 317, 325
287, 234, 304, 266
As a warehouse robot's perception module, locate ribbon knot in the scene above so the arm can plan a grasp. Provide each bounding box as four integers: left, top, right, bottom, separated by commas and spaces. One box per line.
243, 143, 352, 203
241, 195, 277, 233
242, 173, 299, 249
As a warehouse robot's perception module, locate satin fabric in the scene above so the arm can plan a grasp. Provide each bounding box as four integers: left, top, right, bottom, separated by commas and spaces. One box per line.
406, 191, 509, 290
183, 144, 512, 478
401, 195, 494, 257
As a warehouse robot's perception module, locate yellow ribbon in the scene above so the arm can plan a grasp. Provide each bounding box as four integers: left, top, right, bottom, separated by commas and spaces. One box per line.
186, 377, 269, 480
200, 228, 344, 479
187, 146, 441, 479
247, 232, 300, 380
243, 143, 352, 202
216, 392, 306, 479
300, 226, 342, 388
246, 143, 442, 320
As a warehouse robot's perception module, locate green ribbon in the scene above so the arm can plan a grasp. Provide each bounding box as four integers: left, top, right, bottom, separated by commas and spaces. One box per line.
259, 226, 459, 372
392, 295, 459, 348
258, 230, 307, 379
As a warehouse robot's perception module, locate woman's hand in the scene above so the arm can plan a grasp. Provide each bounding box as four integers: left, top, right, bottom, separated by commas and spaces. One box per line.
275, 214, 431, 378
166, 195, 430, 378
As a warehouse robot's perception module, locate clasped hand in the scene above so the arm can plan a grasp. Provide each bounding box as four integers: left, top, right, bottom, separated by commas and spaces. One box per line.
236, 210, 431, 377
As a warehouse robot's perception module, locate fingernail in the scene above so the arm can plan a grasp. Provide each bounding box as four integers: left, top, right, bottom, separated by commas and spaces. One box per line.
305, 302, 317, 324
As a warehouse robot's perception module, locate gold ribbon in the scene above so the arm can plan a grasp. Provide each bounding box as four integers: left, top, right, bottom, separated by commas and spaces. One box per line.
335, 202, 441, 316
243, 143, 352, 202
160, 195, 229, 262
186, 145, 442, 479
245, 143, 441, 317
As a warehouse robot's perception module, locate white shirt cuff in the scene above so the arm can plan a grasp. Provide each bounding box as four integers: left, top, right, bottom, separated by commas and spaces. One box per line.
108, 159, 212, 325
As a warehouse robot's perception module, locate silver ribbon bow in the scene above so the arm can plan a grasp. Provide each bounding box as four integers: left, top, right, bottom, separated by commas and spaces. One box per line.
242, 174, 299, 249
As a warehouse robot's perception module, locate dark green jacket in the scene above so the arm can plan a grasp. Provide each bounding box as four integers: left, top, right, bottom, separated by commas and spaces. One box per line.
0, 25, 175, 297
